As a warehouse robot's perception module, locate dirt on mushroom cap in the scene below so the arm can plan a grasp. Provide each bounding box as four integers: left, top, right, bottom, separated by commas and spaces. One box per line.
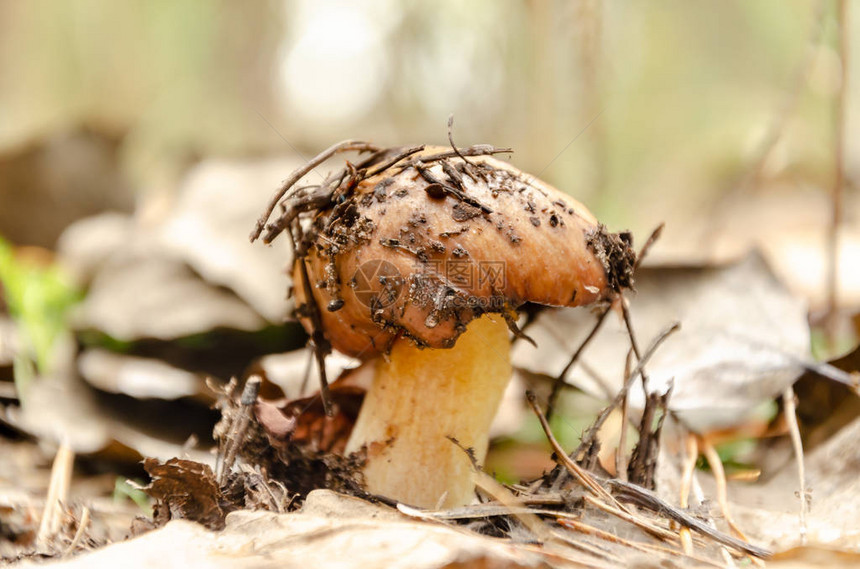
288, 145, 635, 358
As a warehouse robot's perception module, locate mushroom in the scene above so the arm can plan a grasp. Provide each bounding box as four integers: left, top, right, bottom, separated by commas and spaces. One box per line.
253, 143, 635, 509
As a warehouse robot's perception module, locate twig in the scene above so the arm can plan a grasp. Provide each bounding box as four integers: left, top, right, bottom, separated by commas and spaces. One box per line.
783, 385, 808, 545
365, 145, 426, 178
615, 348, 635, 482
62, 506, 90, 557
556, 518, 726, 569
605, 480, 771, 559
447, 115, 477, 169
634, 223, 665, 270
297, 254, 334, 416
572, 322, 681, 460
546, 305, 612, 421
826, 0, 849, 343
218, 376, 261, 485
414, 163, 493, 214
582, 494, 678, 543
36, 440, 74, 550
298, 347, 314, 397
473, 471, 554, 543
526, 392, 626, 510
620, 298, 649, 392
250, 140, 379, 242
679, 432, 698, 555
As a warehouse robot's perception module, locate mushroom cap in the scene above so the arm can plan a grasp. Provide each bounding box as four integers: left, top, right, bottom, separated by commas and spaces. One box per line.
295, 147, 633, 358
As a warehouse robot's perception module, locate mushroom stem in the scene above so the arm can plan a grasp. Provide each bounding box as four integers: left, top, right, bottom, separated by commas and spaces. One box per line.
345, 314, 512, 509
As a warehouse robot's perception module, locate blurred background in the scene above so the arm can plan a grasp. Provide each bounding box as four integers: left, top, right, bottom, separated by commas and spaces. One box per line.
1, 0, 859, 546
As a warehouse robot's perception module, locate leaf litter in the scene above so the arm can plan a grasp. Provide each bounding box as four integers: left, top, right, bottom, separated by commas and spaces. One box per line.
5, 151, 860, 568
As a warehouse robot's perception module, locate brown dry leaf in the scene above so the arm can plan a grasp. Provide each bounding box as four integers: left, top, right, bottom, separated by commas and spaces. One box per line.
514, 251, 810, 432
32, 490, 549, 569
142, 458, 226, 531
793, 344, 860, 448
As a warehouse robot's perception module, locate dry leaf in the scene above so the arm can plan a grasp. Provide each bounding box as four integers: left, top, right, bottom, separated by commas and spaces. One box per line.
32, 490, 548, 569
156, 159, 299, 323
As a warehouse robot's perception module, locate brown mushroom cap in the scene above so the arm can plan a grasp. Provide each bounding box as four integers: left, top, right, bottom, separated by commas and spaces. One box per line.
295, 147, 633, 358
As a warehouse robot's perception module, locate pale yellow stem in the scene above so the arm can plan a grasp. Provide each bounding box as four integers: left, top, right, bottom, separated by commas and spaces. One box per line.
345, 314, 512, 508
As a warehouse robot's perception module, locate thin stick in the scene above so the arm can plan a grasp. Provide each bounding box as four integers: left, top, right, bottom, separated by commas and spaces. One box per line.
573, 322, 681, 459
615, 347, 635, 482
446, 115, 476, 168
606, 479, 771, 559
218, 376, 261, 484
473, 471, 553, 543
700, 437, 748, 542
63, 506, 90, 557
783, 385, 808, 545
634, 223, 665, 270
250, 140, 379, 242
557, 518, 725, 569
546, 305, 611, 421
583, 494, 679, 543
620, 298, 649, 392
679, 433, 698, 555
528, 392, 617, 502
298, 256, 334, 416
36, 440, 74, 550
826, 0, 849, 342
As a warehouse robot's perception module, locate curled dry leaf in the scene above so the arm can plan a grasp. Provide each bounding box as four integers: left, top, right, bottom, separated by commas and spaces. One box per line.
254, 363, 372, 454
141, 458, 226, 531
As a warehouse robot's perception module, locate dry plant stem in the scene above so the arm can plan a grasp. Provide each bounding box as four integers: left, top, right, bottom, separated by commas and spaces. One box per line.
572, 322, 680, 460
36, 441, 74, 550
827, 0, 849, 342
634, 223, 664, 271
557, 518, 725, 569
783, 385, 808, 545
218, 376, 261, 485
473, 471, 552, 543
621, 298, 649, 392
546, 529, 624, 567
607, 479, 771, 559
526, 391, 623, 508
700, 437, 748, 543
298, 257, 334, 416
679, 433, 698, 555
249, 140, 379, 242
583, 495, 679, 544
615, 347, 635, 482
63, 506, 90, 557
546, 305, 611, 421
345, 314, 512, 509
